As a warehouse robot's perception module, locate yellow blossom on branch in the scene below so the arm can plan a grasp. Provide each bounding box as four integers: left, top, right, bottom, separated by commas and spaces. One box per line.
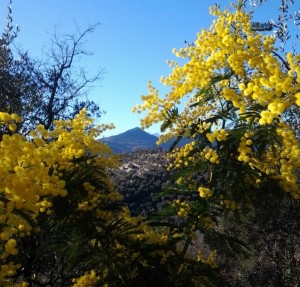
134, 2, 300, 199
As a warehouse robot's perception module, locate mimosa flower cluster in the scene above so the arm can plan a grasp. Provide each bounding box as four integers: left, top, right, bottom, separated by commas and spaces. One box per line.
1, 109, 179, 286
0, 109, 118, 285
134, 3, 300, 200
72, 270, 100, 287
196, 249, 218, 269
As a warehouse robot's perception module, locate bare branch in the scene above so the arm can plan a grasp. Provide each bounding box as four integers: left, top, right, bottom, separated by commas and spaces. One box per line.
27, 24, 104, 129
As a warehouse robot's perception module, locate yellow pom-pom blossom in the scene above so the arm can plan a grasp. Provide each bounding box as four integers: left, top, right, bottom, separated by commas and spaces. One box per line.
1, 109, 175, 285
0, 109, 119, 285
134, 3, 300, 199
196, 249, 218, 268
198, 187, 213, 198
172, 199, 191, 217
0, 112, 12, 122
72, 270, 100, 287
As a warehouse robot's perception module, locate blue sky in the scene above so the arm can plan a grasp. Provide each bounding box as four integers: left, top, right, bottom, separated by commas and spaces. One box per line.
0, 0, 299, 137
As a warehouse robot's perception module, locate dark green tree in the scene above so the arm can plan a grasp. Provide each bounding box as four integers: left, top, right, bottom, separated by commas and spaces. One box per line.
0, 1, 40, 136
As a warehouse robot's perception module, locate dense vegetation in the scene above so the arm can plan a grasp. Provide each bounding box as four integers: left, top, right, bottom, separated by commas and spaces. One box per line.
0, 0, 299, 286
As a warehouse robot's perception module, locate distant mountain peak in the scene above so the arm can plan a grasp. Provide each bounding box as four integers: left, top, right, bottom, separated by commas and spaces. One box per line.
129, 127, 143, 131
101, 127, 158, 153
128, 127, 159, 138
124, 127, 148, 134
101, 127, 190, 154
